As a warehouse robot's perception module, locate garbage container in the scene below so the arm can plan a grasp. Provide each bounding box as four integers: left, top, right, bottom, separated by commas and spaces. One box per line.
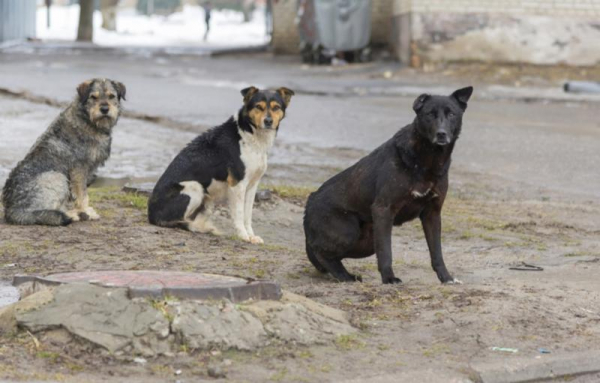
315, 0, 370, 51
298, 0, 371, 64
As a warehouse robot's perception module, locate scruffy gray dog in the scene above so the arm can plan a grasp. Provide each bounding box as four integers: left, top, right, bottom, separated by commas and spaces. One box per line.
1, 78, 126, 226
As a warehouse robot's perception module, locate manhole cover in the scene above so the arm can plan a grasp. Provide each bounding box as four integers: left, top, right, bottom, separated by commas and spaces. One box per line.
13, 270, 281, 302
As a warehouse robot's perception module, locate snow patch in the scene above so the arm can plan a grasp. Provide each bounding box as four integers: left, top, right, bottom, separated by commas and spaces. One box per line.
37, 4, 269, 48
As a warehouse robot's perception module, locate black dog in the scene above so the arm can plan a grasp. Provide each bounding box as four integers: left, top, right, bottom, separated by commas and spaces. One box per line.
304, 87, 473, 284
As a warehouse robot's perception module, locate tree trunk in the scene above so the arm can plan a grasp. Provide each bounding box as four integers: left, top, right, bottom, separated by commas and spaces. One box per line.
77, 0, 94, 42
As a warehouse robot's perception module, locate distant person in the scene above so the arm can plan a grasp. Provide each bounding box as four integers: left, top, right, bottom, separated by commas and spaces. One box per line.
202, 1, 212, 41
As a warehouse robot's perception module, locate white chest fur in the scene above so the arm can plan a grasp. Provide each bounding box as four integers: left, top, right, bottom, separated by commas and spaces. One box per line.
238, 127, 275, 184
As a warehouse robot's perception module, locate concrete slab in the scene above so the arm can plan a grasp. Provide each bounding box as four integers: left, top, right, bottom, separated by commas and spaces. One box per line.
473, 350, 600, 383
12, 284, 355, 355
13, 270, 282, 302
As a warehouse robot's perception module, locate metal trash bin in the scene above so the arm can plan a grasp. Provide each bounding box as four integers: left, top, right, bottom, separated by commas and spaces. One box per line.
297, 0, 371, 64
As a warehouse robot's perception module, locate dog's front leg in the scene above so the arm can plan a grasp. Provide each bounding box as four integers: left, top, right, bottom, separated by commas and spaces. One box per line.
243, 182, 263, 244
69, 168, 99, 221
228, 183, 251, 242
372, 203, 401, 284
420, 206, 458, 284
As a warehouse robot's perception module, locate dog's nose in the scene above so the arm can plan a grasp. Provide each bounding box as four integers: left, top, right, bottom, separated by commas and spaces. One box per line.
436, 131, 447, 141
100, 105, 109, 115
264, 117, 273, 127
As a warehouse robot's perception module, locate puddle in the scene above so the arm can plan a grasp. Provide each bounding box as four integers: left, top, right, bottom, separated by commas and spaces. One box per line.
0, 279, 19, 308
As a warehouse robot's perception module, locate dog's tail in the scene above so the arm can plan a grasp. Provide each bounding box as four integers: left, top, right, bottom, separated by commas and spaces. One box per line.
5, 209, 72, 226
150, 219, 190, 231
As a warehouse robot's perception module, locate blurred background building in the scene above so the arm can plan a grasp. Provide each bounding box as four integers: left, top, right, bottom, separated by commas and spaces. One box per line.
1, 0, 599, 67
390, 0, 600, 66
272, 0, 600, 66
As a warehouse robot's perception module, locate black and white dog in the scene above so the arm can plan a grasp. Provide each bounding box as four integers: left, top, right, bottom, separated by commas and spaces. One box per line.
148, 86, 294, 244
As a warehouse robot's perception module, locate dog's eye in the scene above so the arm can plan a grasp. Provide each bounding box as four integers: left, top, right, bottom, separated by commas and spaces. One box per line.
90, 95, 97, 100
108, 94, 116, 100
255, 105, 265, 111
448, 112, 455, 118
272, 105, 281, 111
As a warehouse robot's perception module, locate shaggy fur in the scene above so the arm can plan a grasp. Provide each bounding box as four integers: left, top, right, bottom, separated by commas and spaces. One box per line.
304, 87, 473, 284
148, 86, 294, 244
1, 78, 126, 226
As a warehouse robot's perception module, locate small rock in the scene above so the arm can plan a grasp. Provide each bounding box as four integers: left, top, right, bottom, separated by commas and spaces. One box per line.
122, 183, 154, 196
207, 364, 226, 378
255, 189, 272, 202
222, 359, 232, 367
174, 369, 182, 375
133, 357, 147, 365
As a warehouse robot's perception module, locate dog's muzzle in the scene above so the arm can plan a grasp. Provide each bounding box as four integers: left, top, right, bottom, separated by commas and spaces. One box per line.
263, 116, 274, 129
434, 131, 449, 146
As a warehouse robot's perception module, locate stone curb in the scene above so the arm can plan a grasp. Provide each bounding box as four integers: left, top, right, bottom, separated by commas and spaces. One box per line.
474, 350, 600, 383
291, 84, 600, 105
0, 41, 269, 58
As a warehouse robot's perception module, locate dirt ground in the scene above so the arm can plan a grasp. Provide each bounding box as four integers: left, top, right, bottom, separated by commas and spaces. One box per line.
0, 49, 599, 381
1, 160, 599, 382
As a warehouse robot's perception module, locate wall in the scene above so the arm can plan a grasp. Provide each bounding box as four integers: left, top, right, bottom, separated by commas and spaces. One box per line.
370, 0, 393, 47
0, 0, 36, 43
392, 0, 600, 66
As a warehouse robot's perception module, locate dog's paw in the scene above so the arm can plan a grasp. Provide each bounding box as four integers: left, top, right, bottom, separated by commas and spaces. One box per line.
210, 228, 223, 236
65, 210, 81, 222
382, 276, 403, 284
249, 235, 264, 245
236, 233, 251, 242
334, 274, 362, 283
444, 278, 463, 285
350, 274, 363, 282
84, 207, 100, 220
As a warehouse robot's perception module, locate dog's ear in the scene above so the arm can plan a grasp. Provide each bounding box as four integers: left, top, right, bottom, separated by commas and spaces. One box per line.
111, 81, 127, 101
412, 93, 430, 112
241, 86, 259, 103
451, 86, 473, 111
76, 80, 94, 103
276, 87, 295, 107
